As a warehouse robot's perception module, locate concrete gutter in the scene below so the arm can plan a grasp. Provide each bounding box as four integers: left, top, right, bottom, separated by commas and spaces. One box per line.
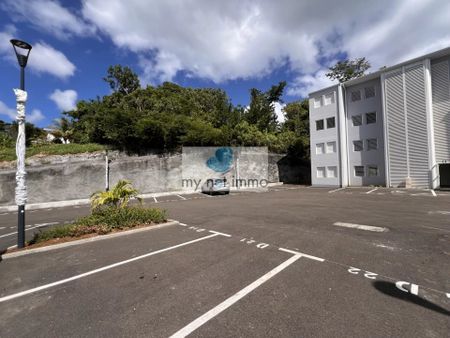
1, 220, 179, 260
0, 183, 284, 212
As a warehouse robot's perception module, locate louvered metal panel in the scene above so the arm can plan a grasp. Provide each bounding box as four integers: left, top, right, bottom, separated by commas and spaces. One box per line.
431, 60, 450, 163
405, 64, 429, 188
385, 69, 408, 187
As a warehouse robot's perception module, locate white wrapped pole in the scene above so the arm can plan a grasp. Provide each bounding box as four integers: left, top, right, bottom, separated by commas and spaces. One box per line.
14, 88, 27, 206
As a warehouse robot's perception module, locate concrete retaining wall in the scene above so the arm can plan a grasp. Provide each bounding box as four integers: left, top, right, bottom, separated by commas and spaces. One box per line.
0, 151, 309, 206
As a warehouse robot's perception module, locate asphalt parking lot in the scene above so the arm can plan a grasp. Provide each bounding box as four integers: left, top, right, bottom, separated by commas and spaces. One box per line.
0, 185, 449, 337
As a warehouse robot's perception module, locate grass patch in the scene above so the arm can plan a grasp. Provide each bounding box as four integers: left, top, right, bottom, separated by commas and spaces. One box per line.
28, 206, 167, 245
0, 143, 105, 162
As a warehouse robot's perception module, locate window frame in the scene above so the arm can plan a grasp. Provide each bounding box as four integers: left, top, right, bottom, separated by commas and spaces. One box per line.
327, 166, 337, 178
326, 117, 336, 129
314, 96, 322, 108
367, 165, 379, 177
367, 138, 378, 151
366, 112, 377, 124
353, 140, 363, 152
323, 93, 335, 106
351, 115, 362, 126
316, 143, 325, 155
364, 86, 376, 99
354, 166, 365, 177
316, 166, 326, 178
326, 141, 336, 154
316, 119, 324, 131
351, 90, 361, 102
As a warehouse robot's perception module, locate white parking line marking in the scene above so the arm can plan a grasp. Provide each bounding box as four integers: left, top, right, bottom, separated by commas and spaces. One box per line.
176, 194, 187, 200
0, 233, 222, 303
0, 213, 9, 216
0, 226, 5, 230
153, 196, 158, 203
430, 189, 437, 197
170, 254, 305, 338
333, 222, 387, 232
428, 210, 450, 215
0, 222, 60, 238
279, 248, 325, 262
328, 187, 345, 193
208, 230, 232, 237
366, 187, 378, 194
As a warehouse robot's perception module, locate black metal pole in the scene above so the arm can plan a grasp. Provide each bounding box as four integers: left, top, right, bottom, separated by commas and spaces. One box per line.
17, 66, 25, 249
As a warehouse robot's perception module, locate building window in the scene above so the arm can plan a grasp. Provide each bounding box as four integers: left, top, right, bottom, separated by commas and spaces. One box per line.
366, 112, 377, 124
327, 166, 337, 178
324, 93, 335, 106
316, 120, 324, 130
314, 97, 322, 108
352, 115, 362, 126
317, 167, 326, 178
352, 115, 362, 127
316, 143, 325, 155
326, 117, 335, 129
364, 86, 375, 98
354, 166, 365, 177
353, 140, 363, 152
367, 165, 379, 177
351, 90, 361, 102
326, 141, 336, 153
367, 138, 378, 151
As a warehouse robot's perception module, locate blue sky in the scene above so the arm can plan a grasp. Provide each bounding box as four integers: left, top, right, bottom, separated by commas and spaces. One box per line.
0, 0, 449, 128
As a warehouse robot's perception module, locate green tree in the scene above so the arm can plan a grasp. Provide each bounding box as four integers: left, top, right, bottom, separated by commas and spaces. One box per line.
326, 57, 371, 83
245, 81, 286, 132
103, 65, 141, 95
282, 99, 309, 136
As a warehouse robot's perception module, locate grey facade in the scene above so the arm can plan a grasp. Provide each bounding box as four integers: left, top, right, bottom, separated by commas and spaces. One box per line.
309, 47, 450, 189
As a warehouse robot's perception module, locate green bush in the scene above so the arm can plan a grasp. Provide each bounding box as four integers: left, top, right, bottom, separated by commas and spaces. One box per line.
90, 180, 141, 210
29, 206, 167, 245
0, 143, 105, 162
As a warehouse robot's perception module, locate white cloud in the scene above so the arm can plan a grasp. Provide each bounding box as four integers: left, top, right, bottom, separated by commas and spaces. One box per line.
273, 102, 286, 123
287, 70, 336, 98
0, 100, 16, 120
0, 26, 76, 80
0, 24, 17, 56
30, 42, 76, 79
28, 109, 45, 123
1, 0, 95, 39
80, 0, 450, 97
49, 89, 78, 111
0, 101, 44, 124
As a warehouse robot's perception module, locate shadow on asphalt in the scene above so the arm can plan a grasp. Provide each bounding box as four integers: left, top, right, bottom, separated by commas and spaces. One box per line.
373, 281, 449, 316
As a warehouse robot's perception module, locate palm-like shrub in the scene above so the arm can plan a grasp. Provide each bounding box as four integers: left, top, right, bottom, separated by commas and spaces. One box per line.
90, 180, 141, 210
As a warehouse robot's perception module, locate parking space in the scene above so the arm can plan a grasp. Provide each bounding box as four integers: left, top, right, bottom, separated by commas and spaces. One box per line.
0, 185, 449, 337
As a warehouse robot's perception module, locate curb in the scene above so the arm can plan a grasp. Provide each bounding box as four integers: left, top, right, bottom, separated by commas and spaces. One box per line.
1, 220, 179, 260
0, 183, 284, 212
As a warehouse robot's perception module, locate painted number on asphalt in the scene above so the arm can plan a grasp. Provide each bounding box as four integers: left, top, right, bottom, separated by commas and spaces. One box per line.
240, 238, 269, 249
395, 281, 419, 296
348, 267, 378, 279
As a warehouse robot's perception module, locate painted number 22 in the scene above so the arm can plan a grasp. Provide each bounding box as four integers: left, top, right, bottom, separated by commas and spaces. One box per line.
348, 267, 378, 279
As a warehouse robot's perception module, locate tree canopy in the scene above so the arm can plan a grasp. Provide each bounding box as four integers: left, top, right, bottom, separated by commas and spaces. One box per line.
326, 57, 371, 83
103, 65, 141, 95
63, 65, 310, 161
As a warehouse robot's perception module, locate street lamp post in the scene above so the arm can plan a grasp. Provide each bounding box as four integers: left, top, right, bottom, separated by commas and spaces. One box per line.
10, 39, 32, 249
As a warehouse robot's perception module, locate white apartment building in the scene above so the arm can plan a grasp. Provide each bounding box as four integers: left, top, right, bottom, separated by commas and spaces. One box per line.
309, 47, 450, 189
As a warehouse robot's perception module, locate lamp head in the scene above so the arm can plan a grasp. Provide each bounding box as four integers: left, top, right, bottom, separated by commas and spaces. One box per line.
10, 39, 32, 68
